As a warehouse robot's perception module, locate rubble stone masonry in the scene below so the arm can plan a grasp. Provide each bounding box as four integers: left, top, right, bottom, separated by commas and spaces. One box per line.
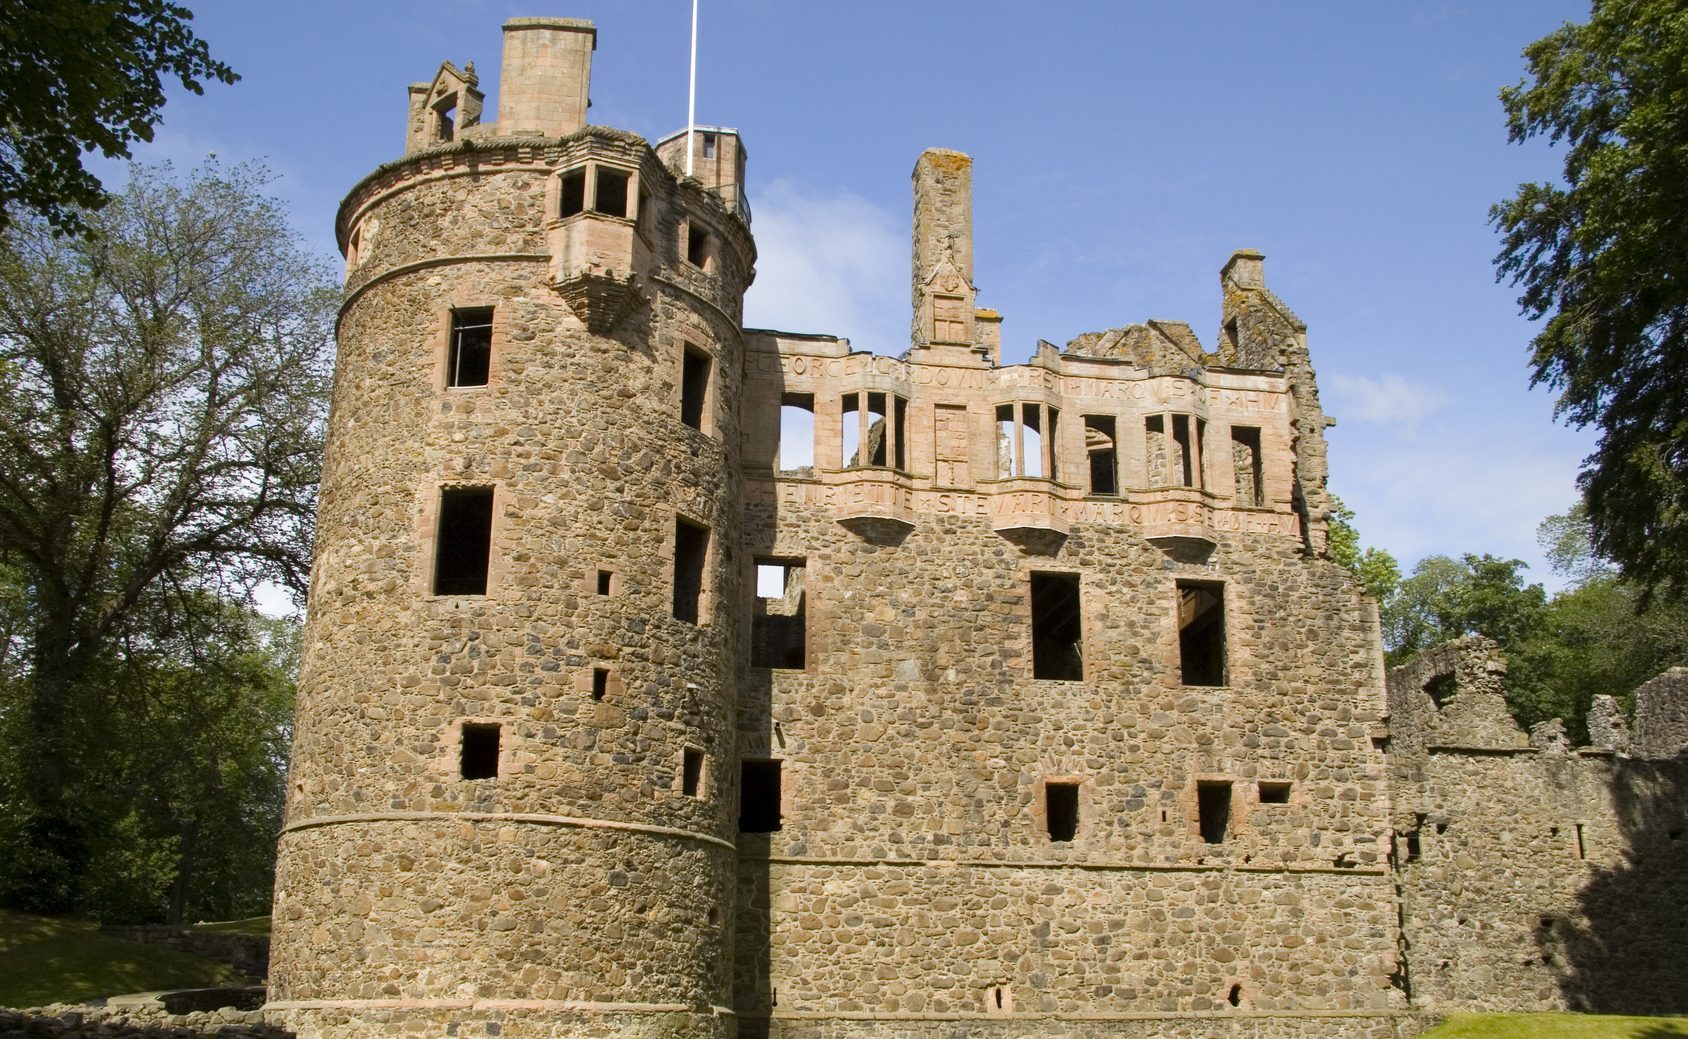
268, 16, 1688, 1039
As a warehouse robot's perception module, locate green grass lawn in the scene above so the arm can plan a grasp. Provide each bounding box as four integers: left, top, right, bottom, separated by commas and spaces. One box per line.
1422, 1013, 1688, 1038
0, 909, 241, 1009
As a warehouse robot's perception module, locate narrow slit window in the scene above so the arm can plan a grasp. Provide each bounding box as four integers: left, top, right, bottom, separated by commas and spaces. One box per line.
739, 759, 782, 833
681, 345, 710, 431
1030, 572, 1083, 681
1574, 823, 1587, 860
702, 132, 717, 159
433, 487, 494, 595
1085, 416, 1117, 495
682, 748, 704, 797
447, 308, 493, 387
460, 723, 499, 780
596, 569, 614, 596
777, 393, 815, 474
842, 393, 862, 467
751, 560, 806, 669
591, 667, 609, 701
1177, 581, 1226, 686
672, 517, 709, 623
687, 224, 711, 268
594, 167, 630, 217
1258, 781, 1291, 804
1045, 782, 1079, 842
637, 189, 652, 230
1046, 407, 1060, 480
1224, 317, 1240, 352
1198, 781, 1231, 844
866, 393, 889, 466
559, 168, 586, 218
1232, 426, 1263, 507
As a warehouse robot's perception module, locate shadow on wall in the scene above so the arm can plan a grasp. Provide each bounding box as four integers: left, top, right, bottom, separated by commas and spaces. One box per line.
1548, 754, 1688, 1014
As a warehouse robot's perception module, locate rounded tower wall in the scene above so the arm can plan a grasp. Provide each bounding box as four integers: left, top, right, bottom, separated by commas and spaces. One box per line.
273, 129, 753, 1037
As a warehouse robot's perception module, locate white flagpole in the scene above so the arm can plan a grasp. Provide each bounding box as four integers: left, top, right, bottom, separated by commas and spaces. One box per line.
685, 0, 698, 177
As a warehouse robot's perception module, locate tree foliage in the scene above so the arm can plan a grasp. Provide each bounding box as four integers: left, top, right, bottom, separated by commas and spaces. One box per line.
0, 0, 236, 233
1492, 0, 1688, 602
0, 161, 334, 914
1327, 496, 1401, 606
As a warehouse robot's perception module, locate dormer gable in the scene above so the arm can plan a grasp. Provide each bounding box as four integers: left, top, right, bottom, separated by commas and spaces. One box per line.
406, 61, 485, 154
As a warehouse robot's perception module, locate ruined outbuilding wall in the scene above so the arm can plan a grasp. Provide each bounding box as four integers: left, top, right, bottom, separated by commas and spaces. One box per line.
1387, 640, 1688, 1015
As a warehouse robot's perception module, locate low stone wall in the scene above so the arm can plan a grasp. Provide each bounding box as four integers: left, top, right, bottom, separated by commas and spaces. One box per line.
0, 1006, 288, 1039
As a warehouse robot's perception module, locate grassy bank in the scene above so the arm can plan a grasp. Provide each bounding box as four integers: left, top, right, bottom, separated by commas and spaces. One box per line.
1422, 1013, 1688, 1038
0, 910, 240, 1008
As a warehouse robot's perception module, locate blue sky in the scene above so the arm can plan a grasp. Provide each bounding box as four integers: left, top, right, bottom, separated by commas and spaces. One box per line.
115, 0, 1595, 587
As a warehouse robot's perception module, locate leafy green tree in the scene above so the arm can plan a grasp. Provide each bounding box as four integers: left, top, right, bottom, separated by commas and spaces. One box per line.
0, 1, 237, 233
0, 162, 334, 911
1492, 0, 1688, 602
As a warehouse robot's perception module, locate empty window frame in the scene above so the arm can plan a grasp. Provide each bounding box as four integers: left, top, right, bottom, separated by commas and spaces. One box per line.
1084, 415, 1118, 495
840, 391, 907, 468
1146, 413, 1203, 488
591, 667, 609, 701
751, 559, 807, 669
433, 487, 494, 595
596, 569, 615, 595
996, 402, 1059, 479
1197, 781, 1232, 844
672, 517, 709, 623
460, 722, 499, 780
687, 223, 711, 268
594, 167, 630, 217
739, 759, 782, 833
1258, 781, 1292, 804
435, 101, 456, 142
1232, 426, 1263, 507
558, 167, 586, 218
682, 748, 705, 797
1177, 581, 1226, 686
702, 131, 718, 159
447, 307, 493, 387
1030, 572, 1083, 681
680, 345, 711, 431
1045, 782, 1080, 842
777, 393, 816, 474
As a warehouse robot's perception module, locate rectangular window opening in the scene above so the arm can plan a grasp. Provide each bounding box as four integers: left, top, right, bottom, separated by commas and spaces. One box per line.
433, 487, 494, 595
739, 759, 782, 833
1022, 405, 1044, 478
1146, 415, 1168, 485
778, 393, 816, 474
1085, 416, 1118, 495
559, 168, 586, 218
672, 517, 709, 623
702, 132, 718, 159
752, 560, 807, 669
1172, 414, 1195, 486
596, 569, 614, 596
1178, 581, 1226, 686
435, 103, 456, 142
996, 404, 1016, 478
682, 748, 704, 797
1198, 781, 1232, 844
1030, 572, 1083, 681
680, 345, 710, 431
1574, 823, 1587, 860
1232, 426, 1263, 507
866, 392, 889, 467
893, 396, 908, 469
842, 393, 862, 466
687, 224, 711, 268
1046, 407, 1060, 480
460, 722, 499, 780
591, 667, 609, 701
1258, 781, 1291, 804
447, 308, 493, 388
1045, 782, 1079, 842
594, 167, 630, 217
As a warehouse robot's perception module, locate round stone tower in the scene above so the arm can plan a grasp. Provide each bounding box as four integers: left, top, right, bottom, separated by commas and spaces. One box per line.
267, 18, 756, 1039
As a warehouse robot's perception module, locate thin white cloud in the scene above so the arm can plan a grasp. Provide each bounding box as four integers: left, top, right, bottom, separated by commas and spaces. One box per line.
742, 179, 905, 354
1325, 372, 1450, 426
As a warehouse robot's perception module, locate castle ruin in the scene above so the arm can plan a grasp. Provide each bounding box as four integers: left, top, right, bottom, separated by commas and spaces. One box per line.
267, 18, 1688, 1039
